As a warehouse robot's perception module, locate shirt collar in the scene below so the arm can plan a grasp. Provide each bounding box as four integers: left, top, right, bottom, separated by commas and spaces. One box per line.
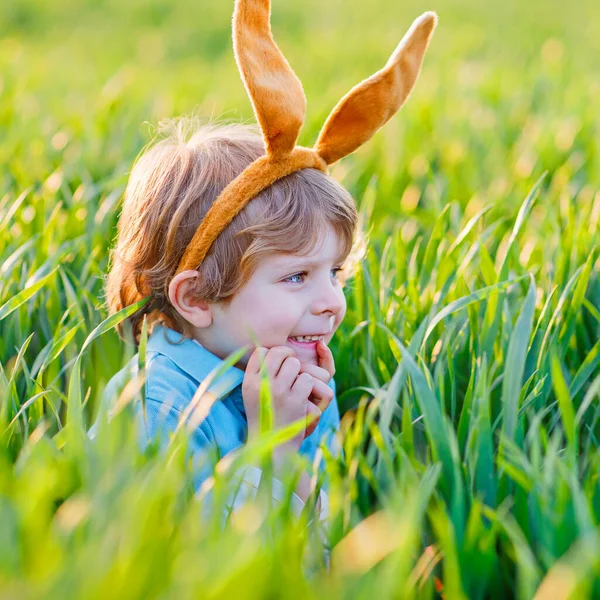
146, 324, 245, 402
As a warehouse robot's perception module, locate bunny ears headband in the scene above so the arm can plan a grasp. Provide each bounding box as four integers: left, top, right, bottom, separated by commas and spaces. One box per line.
176, 0, 437, 274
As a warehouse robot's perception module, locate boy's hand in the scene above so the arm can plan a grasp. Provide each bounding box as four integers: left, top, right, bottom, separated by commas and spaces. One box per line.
242, 346, 321, 451
298, 340, 336, 417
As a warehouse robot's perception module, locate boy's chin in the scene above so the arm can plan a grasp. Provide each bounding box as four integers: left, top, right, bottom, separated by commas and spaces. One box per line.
285, 338, 320, 366
299, 355, 319, 368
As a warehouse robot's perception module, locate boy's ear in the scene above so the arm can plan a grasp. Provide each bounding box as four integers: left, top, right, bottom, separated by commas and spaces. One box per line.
168, 271, 213, 329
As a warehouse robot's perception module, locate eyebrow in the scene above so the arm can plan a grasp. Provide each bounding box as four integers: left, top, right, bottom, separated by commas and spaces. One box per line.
276, 254, 346, 271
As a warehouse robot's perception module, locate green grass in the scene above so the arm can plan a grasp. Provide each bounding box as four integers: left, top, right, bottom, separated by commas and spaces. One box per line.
1, 0, 599, 597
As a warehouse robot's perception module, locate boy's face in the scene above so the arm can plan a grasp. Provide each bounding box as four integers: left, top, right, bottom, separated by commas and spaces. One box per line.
201, 224, 347, 369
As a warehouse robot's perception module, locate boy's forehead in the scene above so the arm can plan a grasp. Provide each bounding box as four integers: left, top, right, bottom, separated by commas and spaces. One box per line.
272, 254, 335, 268
258, 226, 347, 270
267, 240, 346, 269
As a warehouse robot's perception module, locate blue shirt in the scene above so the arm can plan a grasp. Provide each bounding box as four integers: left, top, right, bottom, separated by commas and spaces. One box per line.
91, 325, 341, 489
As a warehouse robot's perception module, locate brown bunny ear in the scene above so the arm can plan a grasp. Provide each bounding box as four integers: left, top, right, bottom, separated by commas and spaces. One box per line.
315, 12, 437, 165
233, 0, 306, 158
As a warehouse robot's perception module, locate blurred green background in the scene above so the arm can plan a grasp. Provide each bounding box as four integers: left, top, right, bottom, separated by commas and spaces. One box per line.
1, 0, 599, 598
1, 0, 598, 401
2, 0, 599, 206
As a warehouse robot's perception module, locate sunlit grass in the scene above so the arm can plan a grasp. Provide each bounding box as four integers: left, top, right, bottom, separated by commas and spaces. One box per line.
1, 0, 599, 597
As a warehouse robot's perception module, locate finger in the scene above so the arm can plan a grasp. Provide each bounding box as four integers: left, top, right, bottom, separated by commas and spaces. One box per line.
298, 362, 331, 384
277, 356, 302, 388
316, 340, 336, 379
262, 346, 296, 379
305, 401, 322, 438
291, 372, 313, 397
309, 378, 334, 412
246, 346, 269, 375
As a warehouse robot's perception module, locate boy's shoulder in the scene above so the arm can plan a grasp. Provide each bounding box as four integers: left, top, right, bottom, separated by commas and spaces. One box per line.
97, 326, 245, 413
145, 352, 202, 412
143, 326, 245, 408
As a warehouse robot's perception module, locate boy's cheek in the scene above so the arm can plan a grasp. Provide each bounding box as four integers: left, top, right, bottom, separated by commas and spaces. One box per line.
333, 302, 347, 330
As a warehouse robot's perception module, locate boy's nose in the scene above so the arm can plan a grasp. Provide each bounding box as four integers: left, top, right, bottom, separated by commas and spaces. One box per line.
311, 284, 344, 317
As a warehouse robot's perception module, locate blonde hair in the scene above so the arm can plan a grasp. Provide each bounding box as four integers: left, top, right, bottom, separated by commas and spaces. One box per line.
105, 119, 362, 343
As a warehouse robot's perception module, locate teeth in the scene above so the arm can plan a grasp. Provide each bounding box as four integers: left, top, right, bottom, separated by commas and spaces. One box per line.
291, 335, 323, 343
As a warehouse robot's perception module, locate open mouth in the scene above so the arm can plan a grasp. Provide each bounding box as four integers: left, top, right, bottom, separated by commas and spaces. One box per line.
288, 334, 325, 347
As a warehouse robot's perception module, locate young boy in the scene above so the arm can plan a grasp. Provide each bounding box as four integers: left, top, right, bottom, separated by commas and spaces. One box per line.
96, 121, 359, 516
94, 0, 436, 519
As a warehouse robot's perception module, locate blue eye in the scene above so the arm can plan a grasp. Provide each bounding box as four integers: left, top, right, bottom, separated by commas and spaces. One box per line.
283, 268, 343, 284
284, 272, 306, 284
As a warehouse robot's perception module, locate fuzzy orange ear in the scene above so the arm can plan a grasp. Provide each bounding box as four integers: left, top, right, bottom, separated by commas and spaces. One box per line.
315, 12, 437, 165
233, 0, 306, 159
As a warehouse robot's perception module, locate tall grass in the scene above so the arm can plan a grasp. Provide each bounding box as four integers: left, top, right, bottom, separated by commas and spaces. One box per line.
1, 0, 599, 597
